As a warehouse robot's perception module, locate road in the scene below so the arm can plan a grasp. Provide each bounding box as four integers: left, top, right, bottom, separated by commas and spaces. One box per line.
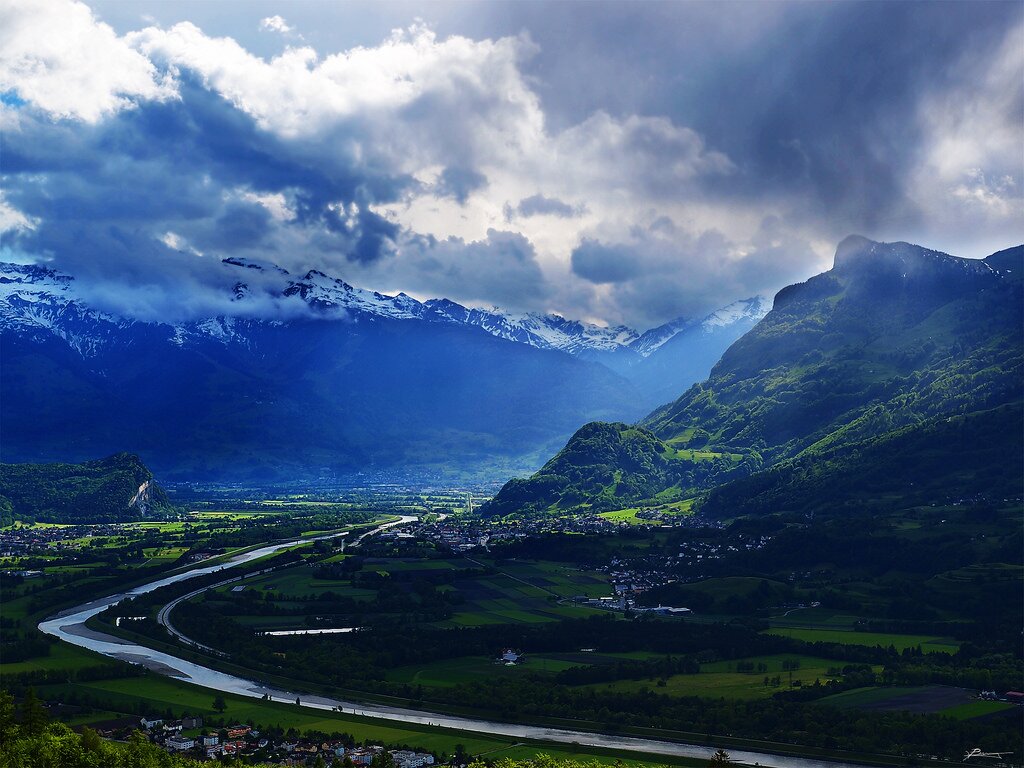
40, 515, 877, 768
156, 514, 410, 651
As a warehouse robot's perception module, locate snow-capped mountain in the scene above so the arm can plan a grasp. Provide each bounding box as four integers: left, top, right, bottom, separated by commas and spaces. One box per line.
421, 299, 640, 356
0, 258, 766, 365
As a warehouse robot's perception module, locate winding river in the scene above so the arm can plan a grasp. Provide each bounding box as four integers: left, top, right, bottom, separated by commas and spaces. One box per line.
40, 517, 875, 768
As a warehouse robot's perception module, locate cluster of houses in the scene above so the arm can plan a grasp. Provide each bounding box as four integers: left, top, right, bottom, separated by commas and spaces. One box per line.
0, 522, 125, 558
115, 715, 438, 766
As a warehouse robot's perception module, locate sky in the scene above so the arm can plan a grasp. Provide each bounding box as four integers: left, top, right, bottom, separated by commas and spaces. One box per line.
1, 0, 1021, 330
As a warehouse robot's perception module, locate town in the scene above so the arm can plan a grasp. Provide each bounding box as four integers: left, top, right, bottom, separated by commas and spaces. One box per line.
90, 713, 439, 767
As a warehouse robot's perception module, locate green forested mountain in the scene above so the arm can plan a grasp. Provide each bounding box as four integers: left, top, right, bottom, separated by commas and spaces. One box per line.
698, 402, 1022, 519
0, 453, 170, 525
485, 237, 1023, 516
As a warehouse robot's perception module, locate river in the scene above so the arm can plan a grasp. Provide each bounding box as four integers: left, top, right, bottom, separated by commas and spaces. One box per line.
40, 516, 876, 768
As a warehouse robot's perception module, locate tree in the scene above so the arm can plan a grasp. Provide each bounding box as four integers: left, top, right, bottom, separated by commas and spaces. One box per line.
0, 690, 16, 742
212, 694, 227, 713
708, 749, 731, 765
81, 726, 103, 754
20, 688, 47, 737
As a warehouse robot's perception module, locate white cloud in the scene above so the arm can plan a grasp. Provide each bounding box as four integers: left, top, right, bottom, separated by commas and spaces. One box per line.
236, 189, 296, 222
0, 193, 38, 234
0, 0, 175, 123
910, 21, 1024, 246
260, 15, 295, 36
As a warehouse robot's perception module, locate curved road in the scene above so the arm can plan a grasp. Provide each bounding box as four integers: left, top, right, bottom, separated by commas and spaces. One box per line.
155, 514, 406, 652
41, 516, 875, 768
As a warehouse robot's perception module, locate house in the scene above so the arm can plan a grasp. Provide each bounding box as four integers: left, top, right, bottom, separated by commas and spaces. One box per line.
202, 734, 219, 746
140, 716, 163, 729
347, 747, 377, 765
181, 715, 203, 729
500, 649, 522, 664
392, 750, 435, 768
1005, 691, 1024, 704
165, 735, 195, 751
227, 725, 251, 738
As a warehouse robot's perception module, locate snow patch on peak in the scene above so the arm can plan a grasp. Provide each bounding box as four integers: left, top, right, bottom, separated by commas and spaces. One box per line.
700, 296, 769, 332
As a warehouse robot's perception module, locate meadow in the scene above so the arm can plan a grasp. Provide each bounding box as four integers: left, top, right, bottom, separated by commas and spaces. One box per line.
579, 653, 867, 701
214, 554, 614, 633
763, 627, 961, 654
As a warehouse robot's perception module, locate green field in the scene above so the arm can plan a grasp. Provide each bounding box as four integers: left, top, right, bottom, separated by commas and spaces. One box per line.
764, 627, 960, 654
581, 654, 861, 701
217, 556, 613, 632
820, 685, 1010, 720
0, 642, 109, 676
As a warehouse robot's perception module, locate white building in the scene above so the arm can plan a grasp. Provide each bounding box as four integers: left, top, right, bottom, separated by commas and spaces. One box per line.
165, 735, 195, 751
392, 750, 435, 768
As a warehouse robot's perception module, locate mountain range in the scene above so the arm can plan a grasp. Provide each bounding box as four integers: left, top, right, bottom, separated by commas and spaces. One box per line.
484, 236, 1024, 517
0, 257, 764, 482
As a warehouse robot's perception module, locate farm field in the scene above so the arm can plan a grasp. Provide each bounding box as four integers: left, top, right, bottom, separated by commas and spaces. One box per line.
386, 651, 669, 688
766, 607, 863, 628
579, 654, 861, 701
763, 627, 961, 654
0, 642, 109, 676
472, 559, 613, 599
820, 685, 1014, 719
208, 555, 614, 632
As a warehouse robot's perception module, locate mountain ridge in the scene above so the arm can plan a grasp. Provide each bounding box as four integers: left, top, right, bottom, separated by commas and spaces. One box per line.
0, 259, 766, 364
484, 237, 1024, 517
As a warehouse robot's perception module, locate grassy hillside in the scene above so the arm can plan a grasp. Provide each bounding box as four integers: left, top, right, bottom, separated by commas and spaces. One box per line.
486, 239, 1023, 516
0, 453, 170, 525
697, 403, 1023, 519
483, 423, 749, 516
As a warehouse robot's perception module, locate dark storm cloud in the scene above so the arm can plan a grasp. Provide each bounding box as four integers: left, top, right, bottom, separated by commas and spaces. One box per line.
570, 218, 822, 328
465, 1, 1020, 233
435, 166, 488, 205
570, 239, 639, 284
397, 229, 552, 309
508, 194, 582, 220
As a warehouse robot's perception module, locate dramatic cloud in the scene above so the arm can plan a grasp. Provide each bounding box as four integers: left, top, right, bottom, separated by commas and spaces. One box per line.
570, 217, 826, 328
1, 0, 1021, 329
0, 0, 173, 122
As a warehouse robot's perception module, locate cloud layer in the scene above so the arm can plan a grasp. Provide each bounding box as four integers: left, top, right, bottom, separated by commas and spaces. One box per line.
1, 0, 1021, 328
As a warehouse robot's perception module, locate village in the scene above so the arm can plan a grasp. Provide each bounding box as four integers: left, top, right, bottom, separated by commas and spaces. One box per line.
90, 713, 440, 767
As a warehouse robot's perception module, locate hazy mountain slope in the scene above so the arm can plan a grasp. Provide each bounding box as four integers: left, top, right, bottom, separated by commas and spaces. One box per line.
0, 266, 643, 481
626, 297, 768, 408
0, 453, 170, 524
485, 238, 1023, 515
